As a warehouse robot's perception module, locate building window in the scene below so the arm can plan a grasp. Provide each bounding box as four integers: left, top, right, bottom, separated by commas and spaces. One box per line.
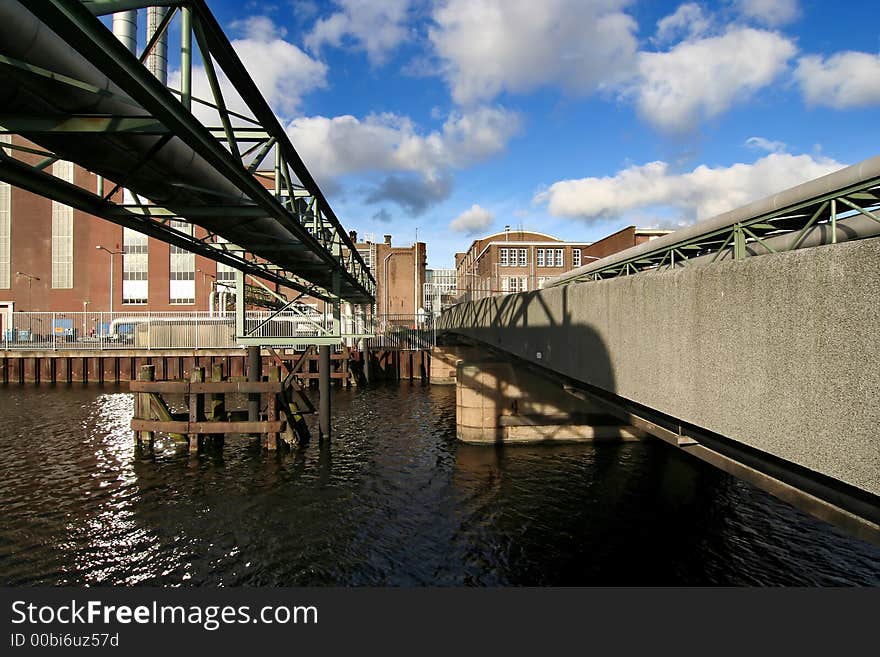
554, 249, 563, 267
572, 249, 581, 268
500, 248, 509, 266
536, 249, 545, 267
51, 160, 74, 289
169, 220, 195, 304
517, 248, 527, 267
501, 276, 527, 293
0, 136, 10, 289
122, 228, 148, 304
538, 277, 549, 289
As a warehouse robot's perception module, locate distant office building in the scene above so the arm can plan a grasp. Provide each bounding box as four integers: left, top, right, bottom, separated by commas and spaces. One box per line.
351, 232, 426, 317
424, 269, 457, 316
454, 227, 593, 302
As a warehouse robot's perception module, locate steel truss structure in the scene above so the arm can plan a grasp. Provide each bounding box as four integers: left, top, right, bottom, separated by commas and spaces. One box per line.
549, 156, 880, 286
0, 0, 374, 344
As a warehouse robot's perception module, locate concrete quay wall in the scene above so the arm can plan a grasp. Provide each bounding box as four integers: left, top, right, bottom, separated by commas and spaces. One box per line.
439, 237, 880, 497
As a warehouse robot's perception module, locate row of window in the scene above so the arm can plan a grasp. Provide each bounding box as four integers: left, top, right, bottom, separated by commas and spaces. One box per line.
498, 247, 582, 268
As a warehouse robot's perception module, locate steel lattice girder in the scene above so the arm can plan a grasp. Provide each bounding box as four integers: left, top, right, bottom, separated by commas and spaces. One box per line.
547, 157, 880, 286
0, 0, 375, 304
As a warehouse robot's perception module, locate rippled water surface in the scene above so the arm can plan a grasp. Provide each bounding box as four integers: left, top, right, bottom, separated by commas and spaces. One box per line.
0, 383, 877, 585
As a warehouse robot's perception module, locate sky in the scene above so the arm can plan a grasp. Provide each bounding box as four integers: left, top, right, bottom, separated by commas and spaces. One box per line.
176, 0, 880, 267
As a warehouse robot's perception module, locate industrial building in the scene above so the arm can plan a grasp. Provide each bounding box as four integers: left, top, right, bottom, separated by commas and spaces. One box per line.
453, 225, 669, 302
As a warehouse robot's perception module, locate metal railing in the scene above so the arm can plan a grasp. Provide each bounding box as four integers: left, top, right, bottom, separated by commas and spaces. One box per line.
365, 314, 436, 351
1, 311, 436, 351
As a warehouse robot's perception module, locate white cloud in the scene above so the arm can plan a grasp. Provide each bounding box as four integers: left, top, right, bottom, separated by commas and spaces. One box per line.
625, 27, 796, 132
286, 106, 521, 182
171, 17, 326, 123
795, 52, 880, 109
286, 107, 521, 212
305, 0, 411, 66
736, 0, 800, 26
429, 0, 638, 105
450, 204, 494, 234
653, 3, 711, 44
745, 136, 787, 153
534, 152, 844, 223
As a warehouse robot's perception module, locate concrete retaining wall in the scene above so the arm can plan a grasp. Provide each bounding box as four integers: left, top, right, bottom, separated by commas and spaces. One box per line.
440, 237, 880, 496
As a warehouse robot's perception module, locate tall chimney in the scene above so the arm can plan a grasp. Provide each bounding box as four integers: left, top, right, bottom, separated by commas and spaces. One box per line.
146, 6, 169, 84
384, 234, 392, 246
349, 230, 358, 243
112, 10, 138, 55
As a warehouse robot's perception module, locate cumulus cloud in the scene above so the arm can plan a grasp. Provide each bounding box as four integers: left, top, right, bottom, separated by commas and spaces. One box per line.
745, 136, 787, 153
735, 0, 800, 26
624, 27, 796, 132
429, 0, 638, 105
450, 204, 495, 234
534, 152, 844, 224
287, 107, 519, 180
366, 173, 454, 215
653, 3, 711, 45
171, 16, 326, 123
794, 52, 880, 109
286, 106, 521, 212
305, 0, 411, 66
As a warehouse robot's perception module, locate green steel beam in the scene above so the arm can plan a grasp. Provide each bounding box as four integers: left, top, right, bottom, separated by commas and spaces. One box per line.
11, 1, 374, 303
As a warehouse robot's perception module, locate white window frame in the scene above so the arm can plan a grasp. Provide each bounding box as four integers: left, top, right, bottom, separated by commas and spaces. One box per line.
572, 249, 581, 268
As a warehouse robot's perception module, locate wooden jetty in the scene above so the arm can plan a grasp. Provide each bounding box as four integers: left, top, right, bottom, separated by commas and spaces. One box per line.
130, 353, 312, 452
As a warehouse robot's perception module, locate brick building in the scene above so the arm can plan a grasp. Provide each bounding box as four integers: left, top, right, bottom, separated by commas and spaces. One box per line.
454, 228, 594, 301
353, 233, 426, 317
0, 138, 243, 335
453, 225, 670, 302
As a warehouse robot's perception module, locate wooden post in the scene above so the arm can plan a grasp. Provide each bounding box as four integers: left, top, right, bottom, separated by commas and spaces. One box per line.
188, 367, 205, 454
319, 344, 331, 440
209, 363, 225, 420
266, 365, 279, 450
136, 365, 155, 447
247, 345, 261, 422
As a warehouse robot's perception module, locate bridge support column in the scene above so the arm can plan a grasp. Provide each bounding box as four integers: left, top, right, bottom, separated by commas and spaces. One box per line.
319, 344, 331, 441
429, 345, 481, 384
456, 359, 642, 445
247, 345, 261, 423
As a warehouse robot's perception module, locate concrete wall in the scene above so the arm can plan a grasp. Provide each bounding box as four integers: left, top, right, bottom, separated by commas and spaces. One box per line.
439, 237, 880, 497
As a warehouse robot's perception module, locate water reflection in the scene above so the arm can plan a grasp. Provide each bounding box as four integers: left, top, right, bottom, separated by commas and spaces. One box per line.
0, 383, 877, 586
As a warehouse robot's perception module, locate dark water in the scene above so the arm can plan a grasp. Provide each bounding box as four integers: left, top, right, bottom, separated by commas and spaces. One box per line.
0, 384, 877, 586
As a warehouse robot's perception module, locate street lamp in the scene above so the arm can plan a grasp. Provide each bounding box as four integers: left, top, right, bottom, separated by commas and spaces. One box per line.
95, 245, 123, 316
15, 271, 40, 310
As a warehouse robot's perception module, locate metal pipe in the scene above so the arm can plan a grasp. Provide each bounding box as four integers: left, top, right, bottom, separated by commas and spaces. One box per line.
112, 10, 137, 55
319, 344, 330, 440
180, 6, 192, 110
146, 6, 168, 84
247, 344, 260, 423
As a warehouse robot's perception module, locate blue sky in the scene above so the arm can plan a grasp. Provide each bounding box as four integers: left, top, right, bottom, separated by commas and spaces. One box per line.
190, 0, 879, 267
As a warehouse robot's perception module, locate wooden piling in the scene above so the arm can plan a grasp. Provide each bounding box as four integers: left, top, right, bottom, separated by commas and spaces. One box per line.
135, 365, 155, 447
188, 367, 205, 453
265, 365, 279, 450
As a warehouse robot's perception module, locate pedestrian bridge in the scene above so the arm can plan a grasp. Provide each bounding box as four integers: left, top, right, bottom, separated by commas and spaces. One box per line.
438, 158, 880, 545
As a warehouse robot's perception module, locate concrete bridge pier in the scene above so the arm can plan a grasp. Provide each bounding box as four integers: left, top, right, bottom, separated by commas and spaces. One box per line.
456, 358, 642, 444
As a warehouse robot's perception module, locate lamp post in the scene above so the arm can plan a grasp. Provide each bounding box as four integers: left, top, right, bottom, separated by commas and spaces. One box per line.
15, 271, 40, 310
95, 245, 123, 316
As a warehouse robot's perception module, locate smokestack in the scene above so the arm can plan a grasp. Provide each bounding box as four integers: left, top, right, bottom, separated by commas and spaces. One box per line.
112, 10, 138, 55
349, 230, 358, 243
146, 6, 169, 84
384, 234, 392, 245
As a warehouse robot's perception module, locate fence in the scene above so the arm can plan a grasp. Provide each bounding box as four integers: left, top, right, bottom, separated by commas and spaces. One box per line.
365, 314, 435, 351
1, 311, 435, 351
